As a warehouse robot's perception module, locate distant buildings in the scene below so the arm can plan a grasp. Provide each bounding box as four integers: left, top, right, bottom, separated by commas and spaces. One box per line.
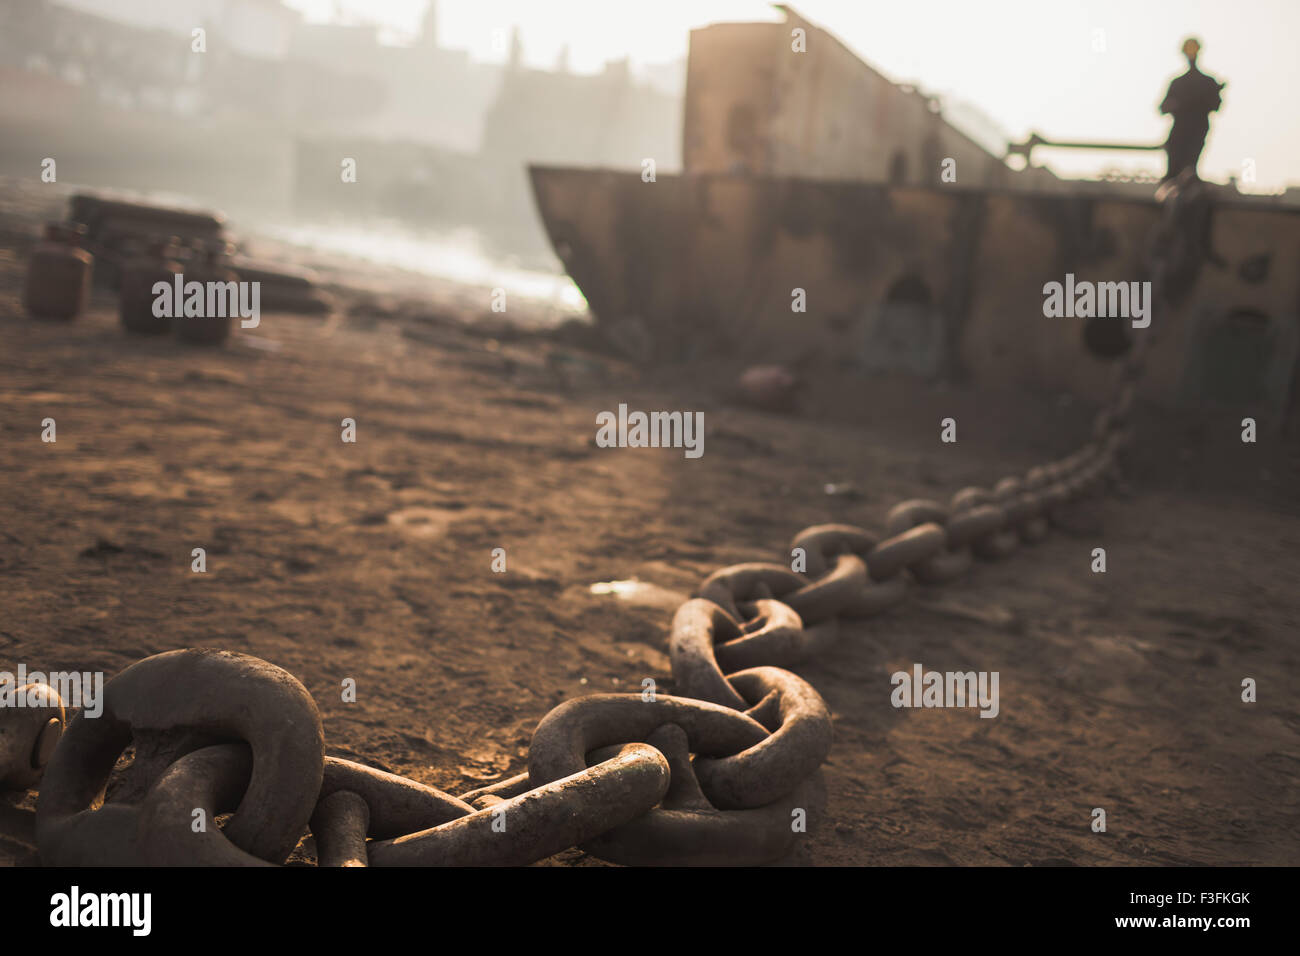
0, 0, 685, 238
484, 54, 682, 172
46, 0, 300, 62
288, 7, 503, 153
4, 0, 681, 159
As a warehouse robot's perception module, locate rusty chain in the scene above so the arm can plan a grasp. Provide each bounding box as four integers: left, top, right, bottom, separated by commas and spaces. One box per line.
4, 177, 1208, 867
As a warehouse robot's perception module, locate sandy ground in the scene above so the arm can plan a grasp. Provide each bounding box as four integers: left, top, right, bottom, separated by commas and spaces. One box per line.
1, 218, 1298, 867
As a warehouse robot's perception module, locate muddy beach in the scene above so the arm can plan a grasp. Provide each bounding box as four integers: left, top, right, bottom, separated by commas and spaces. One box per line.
2, 194, 1297, 867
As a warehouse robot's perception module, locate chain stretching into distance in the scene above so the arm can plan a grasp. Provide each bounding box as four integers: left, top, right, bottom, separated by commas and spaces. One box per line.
24, 178, 1207, 867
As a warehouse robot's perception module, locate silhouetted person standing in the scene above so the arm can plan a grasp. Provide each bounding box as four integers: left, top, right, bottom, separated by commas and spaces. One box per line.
1159, 38, 1224, 182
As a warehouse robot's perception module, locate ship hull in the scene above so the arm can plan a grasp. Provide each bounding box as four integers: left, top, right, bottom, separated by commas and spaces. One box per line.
530, 165, 1300, 416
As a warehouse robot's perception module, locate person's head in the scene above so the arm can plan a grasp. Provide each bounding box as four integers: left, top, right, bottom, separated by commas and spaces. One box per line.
1182, 37, 1201, 65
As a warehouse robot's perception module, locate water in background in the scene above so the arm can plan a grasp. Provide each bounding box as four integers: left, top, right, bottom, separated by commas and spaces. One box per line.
252, 219, 590, 328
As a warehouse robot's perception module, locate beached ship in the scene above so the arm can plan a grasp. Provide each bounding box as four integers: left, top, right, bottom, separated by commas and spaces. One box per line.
530, 8, 1300, 423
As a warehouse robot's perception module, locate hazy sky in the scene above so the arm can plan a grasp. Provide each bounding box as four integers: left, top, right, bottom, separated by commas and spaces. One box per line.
281, 0, 1299, 190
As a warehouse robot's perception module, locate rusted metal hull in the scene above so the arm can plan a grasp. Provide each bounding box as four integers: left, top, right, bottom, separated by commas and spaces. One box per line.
530, 165, 1300, 414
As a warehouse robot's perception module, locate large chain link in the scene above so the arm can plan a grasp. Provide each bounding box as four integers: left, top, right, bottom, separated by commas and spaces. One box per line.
9, 177, 1208, 867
